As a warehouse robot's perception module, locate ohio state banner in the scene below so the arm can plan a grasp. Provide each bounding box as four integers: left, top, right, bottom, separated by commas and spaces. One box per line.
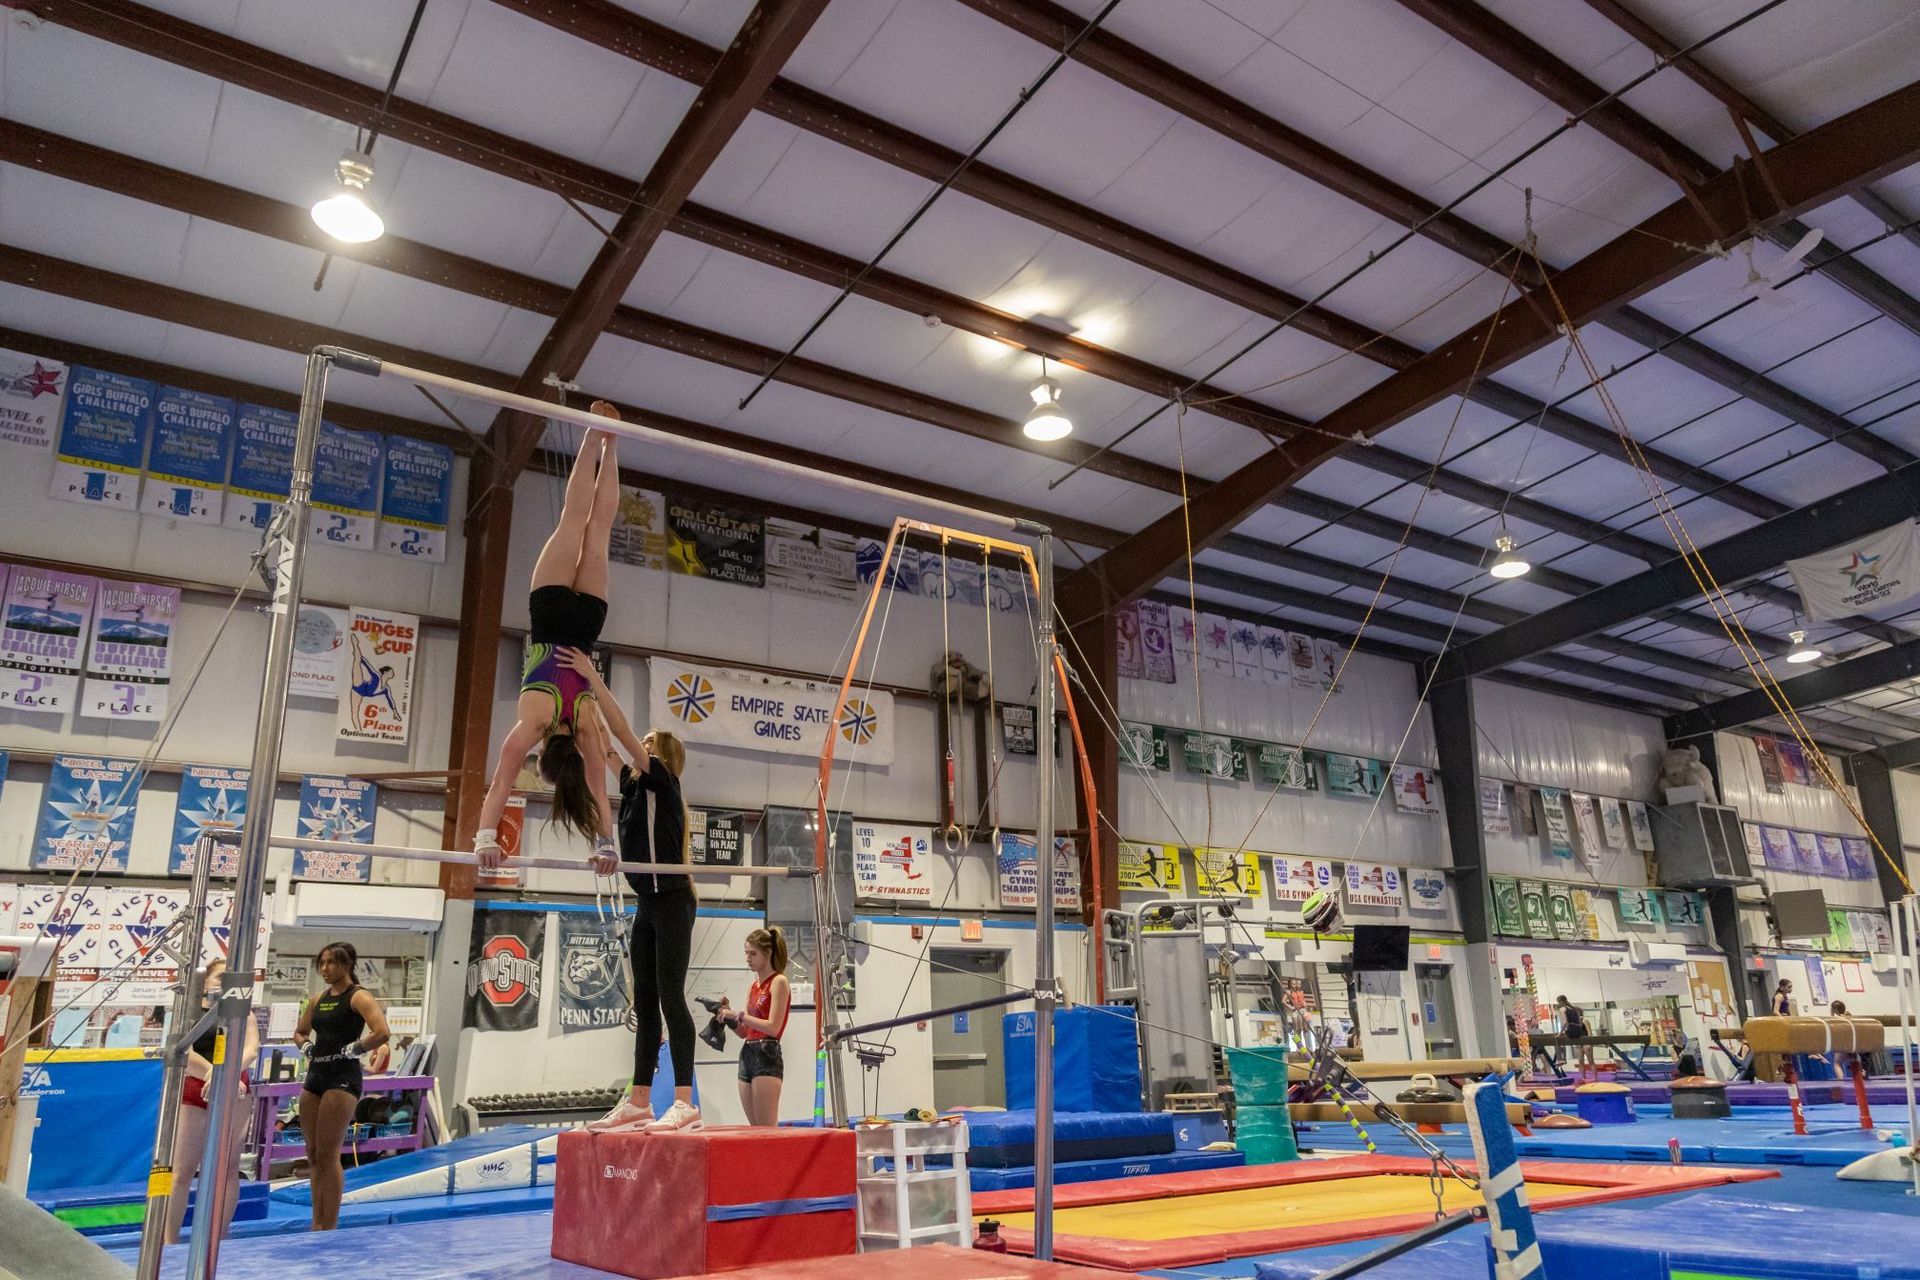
1787, 520, 1920, 620
465, 910, 546, 1032
648, 658, 895, 765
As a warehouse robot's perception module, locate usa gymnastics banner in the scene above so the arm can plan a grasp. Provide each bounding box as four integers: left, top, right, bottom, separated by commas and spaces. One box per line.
142, 387, 233, 525
225, 404, 297, 532
852, 821, 934, 902
310, 421, 383, 549
337, 606, 418, 745
0, 563, 96, 715
81, 580, 180, 721
648, 658, 896, 766
294, 776, 375, 882
0, 347, 67, 451
378, 435, 453, 563
52, 366, 153, 510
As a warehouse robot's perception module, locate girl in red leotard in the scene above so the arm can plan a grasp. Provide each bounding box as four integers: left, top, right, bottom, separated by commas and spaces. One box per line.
720, 928, 790, 1126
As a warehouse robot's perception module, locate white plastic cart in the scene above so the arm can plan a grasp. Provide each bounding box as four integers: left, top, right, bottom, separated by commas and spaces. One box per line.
854, 1118, 973, 1251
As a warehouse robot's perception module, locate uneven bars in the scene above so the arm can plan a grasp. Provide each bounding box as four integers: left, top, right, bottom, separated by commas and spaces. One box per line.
324, 349, 1033, 536
271, 835, 810, 879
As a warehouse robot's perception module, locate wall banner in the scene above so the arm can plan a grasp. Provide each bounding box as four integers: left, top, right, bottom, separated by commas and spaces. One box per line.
1256, 744, 1315, 789
1816, 833, 1848, 878
648, 658, 895, 765
143, 386, 233, 525
1121, 721, 1170, 772
765, 518, 857, 603
1344, 861, 1404, 909
1407, 868, 1447, 913
1, 565, 96, 714
689, 808, 751, 866
853, 821, 934, 902
1786, 519, 1920, 620
1194, 846, 1262, 896
1118, 841, 1184, 893
996, 833, 1082, 912
1479, 779, 1509, 835
1627, 801, 1655, 852
338, 606, 418, 745
1540, 787, 1573, 859
294, 776, 376, 882
1759, 825, 1794, 871
309, 421, 383, 549
32, 755, 141, 873
378, 435, 453, 563
52, 366, 153, 510
290, 605, 349, 700
465, 911, 545, 1033
1267, 854, 1335, 906
666, 496, 764, 585
1491, 876, 1524, 935
225, 404, 298, 532
1324, 753, 1385, 798
1390, 765, 1439, 815
0, 346, 67, 451
1841, 836, 1875, 881
1135, 600, 1175, 683
1115, 603, 1145, 680
81, 580, 179, 721
169, 765, 249, 877
1789, 829, 1821, 874
555, 914, 625, 1035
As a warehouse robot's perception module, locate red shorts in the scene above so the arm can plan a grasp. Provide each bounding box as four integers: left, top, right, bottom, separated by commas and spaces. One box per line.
183, 1076, 208, 1109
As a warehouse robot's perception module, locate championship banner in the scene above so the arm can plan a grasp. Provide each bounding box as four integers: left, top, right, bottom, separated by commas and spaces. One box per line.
1, 564, 96, 714
1664, 892, 1706, 927
1313, 636, 1343, 691
1546, 885, 1579, 940
1118, 841, 1183, 894
555, 914, 626, 1034
52, 366, 153, 510
169, 765, 249, 876
1491, 876, 1524, 935
20, 884, 112, 966
665, 496, 764, 585
1229, 620, 1262, 680
142, 386, 233, 525
855, 537, 922, 592
1198, 613, 1232, 672
1408, 868, 1447, 913
649, 658, 896, 765
765, 518, 857, 603
294, 776, 375, 882
1540, 787, 1573, 859
1344, 861, 1403, 909
0, 347, 67, 451
1759, 825, 1794, 871
309, 421, 383, 549
1787, 520, 1920, 620
1136, 600, 1174, 683
853, 822, 933, 901
1752, 734, 1784, 793
1168, 606, 1195, 666
987, 563, 1024, 614
1121, 721, 1170, 772
1390, 765, 1439, 815
338, 606, 418, 744
1777, 740, 1811, 787
1256, 744, 1314, 789
1617, 888, 1662, 925
1286, 632, 1316, 689
608, 486, 667, 569
1599, 798, 1627, 848
1816, 833, 1848, 878
943, 556, 985, 608
1183, 732, 1241, 781
378, 435, 453, 562
1258, 626, 1289, 684
1519, 881, 1552, 937
465, 911, 545, 1032
1789, 829, 1821, 874
1193, 846, 1261, 896
1627, 801, 1656, 852
1115, 603, 1144, 680
689, 808, 751, 866
1324, 753, 1384, 798
81, 580, 179, 721
1513, 783, 1537, 836
1842, 835, 1874, 880
1266, 854, 1333, 905
996, 832, 1082, 912
104, 887, 189, 970
1569, 794, 1603, 865
1479, 779, 1510, 835
32, 755, 141, 873
1003, 704, 1037, 756
225, 404, 298, 532
290, 605, 349, 700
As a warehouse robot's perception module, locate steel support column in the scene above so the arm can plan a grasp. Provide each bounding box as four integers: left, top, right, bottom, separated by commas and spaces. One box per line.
1429, 677, 1505, 1058
1850, 753, 1914, 909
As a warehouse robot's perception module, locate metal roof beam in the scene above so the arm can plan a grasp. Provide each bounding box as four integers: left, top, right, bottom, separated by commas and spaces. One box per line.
1665, 637, 1920, 739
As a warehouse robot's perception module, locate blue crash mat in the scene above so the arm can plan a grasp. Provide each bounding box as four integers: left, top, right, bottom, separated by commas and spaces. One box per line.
1530, 1193, 1920, 1278
968, 1147, 1243, 1191
962, 1109, 1175, 1168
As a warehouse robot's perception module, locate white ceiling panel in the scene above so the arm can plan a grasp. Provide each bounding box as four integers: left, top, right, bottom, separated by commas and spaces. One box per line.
618, 234, 720, 314
721, 130, 935, 263
331, 266, 516, 368
227, 0, 465, 103
606, 0, 758, 50
1733, 441, 1885, 509
977, 62, 1183, 209
0, 164, 193, 287
1075, 0, 1283, 80
1537, 541, 1658, 585
590, 71, 704, 178
375, 146, 573, 281
1088, 120, 1285, 251
2, 23, 222, 176
783, 0, 898, 87
864, 197, 1058, 308
1187, 320, 1396, 422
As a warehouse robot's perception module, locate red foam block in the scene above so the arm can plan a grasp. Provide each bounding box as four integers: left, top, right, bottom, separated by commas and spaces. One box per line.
552, 1126, 857, 1278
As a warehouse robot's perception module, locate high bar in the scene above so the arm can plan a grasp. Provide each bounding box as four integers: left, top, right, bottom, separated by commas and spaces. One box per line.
270, 836, 809, 879
317, 348, 1043, 537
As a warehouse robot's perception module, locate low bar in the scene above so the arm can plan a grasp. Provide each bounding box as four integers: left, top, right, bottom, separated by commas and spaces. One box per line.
827, 989, 1034, 1043
269, 835, 810, 878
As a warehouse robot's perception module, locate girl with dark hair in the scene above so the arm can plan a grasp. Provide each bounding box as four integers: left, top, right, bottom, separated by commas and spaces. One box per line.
721, 927, 790, 1127
293, 942, 390, 1231
565, 649, 702, 1134
162, 958, 259, 1244
476, 404, 624, 876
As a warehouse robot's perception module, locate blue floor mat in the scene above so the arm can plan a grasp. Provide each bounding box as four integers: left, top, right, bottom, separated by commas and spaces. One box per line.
99, 1184, 556, 1249
969, 1147, 1244, 1190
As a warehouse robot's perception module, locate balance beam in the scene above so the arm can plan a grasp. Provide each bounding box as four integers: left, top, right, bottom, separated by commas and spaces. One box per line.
1290, 1100, 1532, 1127
1284, 1057, 1522, 1082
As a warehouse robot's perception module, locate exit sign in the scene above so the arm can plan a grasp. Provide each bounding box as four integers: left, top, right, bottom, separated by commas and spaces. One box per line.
961, 919, 984, 942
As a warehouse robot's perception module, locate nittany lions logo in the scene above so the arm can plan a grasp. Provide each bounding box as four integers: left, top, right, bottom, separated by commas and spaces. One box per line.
666, 673, 714, 724
839, 698, 877, 745
561, 939, 618, 1002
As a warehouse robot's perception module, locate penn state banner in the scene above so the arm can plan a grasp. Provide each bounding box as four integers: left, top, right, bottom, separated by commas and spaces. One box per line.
648, 658, 895, 765
1787, 520, 1920, 621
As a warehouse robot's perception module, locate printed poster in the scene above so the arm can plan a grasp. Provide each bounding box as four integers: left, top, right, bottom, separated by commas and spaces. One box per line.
309, 421, 383, 549
1540, 787, 1573, 858
688, 808, 750, 866
1118, 841, 1184, 894
1479, 779, 1510, 835
853, 822, 933, 902
33, 755, 142, 873
1627, 801, 1655, 852
0, 346, 67, 451
764, 518, 857, 603
1136, 599, 1174, 684
1753, 734, 1784, 793
1664, 892, 1706, 927
1198, 613, 1233, 672
665, 495, 764, 585
855, 538, 921, 592
1229, 621, 1262, 680
1826, 913, 1854, 952
142, 386, 233, 525
224, 404, 298, 532
1121, 721, 1170, 772
1168, 606, 1196, 670
1760, 825, 1794, 871
1805, 953, 1829, 1003
1002, 704, 1036, 756
1, 565, 96, 714
1490, 875, 1525, 935
1513, 783, 1537, 837
1599, 798, 1627, 848
1407, 868, 1447, 913
52, 365, 153, 509
996, 832, 1082, 913
1255, 743, 1314, 789
294, 776, 376, 882
1286, 631, 1316, 689
1842, 836, 1875, 881
555, 914, 626, 1033
102, 887, 189, 971
1115, 603, 1144, 680
1789, 829, 1821, 874
1325, 753, 1385, 798
1257, 625, 1289, 685
1742, 822, 1765, 871
1193, 846, 1262, 896
464, 911, 545, 1032
1569, 794, 1604, 865
1570, 888, 1602, 941
378, 435, 454, 563
338, 606, 418, 745
168, 765, 249, 877
1183, 732, 1242, 781
1546, 885, 1579, 940
1343, 861, 1403, 909
650, 658, 895, 765
290, 604, 349, 700
609, 486, 667, 570
1267, 855, 1335, 906
1776, 740, 1811, 787
1617, 888, 1663, 925
21, 884, 112, 967
1816, 833, 1848, 878
80, 580, 179, 721
1313, 636, 1344, 691
1390, 765, 1440, 815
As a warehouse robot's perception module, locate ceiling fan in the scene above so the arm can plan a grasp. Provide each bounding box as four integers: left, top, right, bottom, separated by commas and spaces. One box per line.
1678, 227, 1825, 311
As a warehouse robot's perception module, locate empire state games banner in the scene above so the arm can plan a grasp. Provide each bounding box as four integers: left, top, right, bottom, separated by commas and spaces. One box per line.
1787, 520, 1920, 620
649, 658, 895, 766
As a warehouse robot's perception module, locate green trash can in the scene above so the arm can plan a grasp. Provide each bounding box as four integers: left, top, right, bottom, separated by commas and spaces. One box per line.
1234, 1102, 1299, 1164
1223, 1046, 1293, 1106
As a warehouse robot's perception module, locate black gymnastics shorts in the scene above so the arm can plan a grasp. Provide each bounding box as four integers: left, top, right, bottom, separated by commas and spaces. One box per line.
528, 585, 608, 649
303, 1060, 363, 1099
738, 1039, 784, 1083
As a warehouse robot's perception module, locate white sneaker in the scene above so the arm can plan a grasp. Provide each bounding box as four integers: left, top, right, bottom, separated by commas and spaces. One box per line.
586, 1099, 654, 1133
644, 1100, 703, 1133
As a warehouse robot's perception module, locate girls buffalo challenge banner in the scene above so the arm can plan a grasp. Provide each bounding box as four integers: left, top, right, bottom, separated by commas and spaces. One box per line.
466, 910, 546, 1032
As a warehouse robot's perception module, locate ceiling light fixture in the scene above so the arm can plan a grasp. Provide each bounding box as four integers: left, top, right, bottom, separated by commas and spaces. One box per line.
1786, 629, 1822, 664
1489, 527, 1530, 580
1023, 357, 1073, 442
311, 150, 385, 244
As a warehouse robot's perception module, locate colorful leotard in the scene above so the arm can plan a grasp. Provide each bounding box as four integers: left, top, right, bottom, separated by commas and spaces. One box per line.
521, 642, 596, 731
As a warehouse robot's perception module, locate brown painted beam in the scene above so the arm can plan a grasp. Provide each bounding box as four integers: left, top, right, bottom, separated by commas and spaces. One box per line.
1067, 78, 1920, 615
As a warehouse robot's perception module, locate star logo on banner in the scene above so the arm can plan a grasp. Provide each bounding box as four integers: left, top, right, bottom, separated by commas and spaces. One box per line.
21, 362, 61, 397
1842, 550, 1882, 588
301, 797, 370, 843
48, 779, 130, 842
840, 698, 877, 746
667, 673, 714, 723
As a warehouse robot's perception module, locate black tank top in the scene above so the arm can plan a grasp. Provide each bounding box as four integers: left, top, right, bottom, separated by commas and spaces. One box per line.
309, 984, 366, 1058
193, 1025, 218, 1061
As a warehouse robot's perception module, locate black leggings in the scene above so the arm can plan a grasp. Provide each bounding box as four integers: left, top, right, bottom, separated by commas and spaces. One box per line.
632, 891, 697, 1089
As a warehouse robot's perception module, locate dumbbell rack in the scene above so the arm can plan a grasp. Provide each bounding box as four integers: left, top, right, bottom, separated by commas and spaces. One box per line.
854, 1118, 972, 1251
457, 1088, 623, 1136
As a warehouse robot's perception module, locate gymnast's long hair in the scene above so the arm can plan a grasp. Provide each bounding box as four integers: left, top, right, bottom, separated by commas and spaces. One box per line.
539, 730, 601, 843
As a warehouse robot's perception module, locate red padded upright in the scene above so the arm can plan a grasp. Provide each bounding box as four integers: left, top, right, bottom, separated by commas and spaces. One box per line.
552, 1127, 857, 1278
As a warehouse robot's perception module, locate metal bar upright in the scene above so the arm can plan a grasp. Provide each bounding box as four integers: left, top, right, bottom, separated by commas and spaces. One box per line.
1031, 527, 1058, 1261
186, 349, 332, 1280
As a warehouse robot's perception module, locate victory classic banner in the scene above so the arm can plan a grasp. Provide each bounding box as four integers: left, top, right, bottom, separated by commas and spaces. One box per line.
649, 658, 895, 765
0, 564, 96, 714
0, 347, 67, 451
52, 366, 153, 510
1787, 521, 1920, 620
142, 386, 234, 525
81, 580, 180, 721
378, 435, 453, 562
338, 606, 418, 744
